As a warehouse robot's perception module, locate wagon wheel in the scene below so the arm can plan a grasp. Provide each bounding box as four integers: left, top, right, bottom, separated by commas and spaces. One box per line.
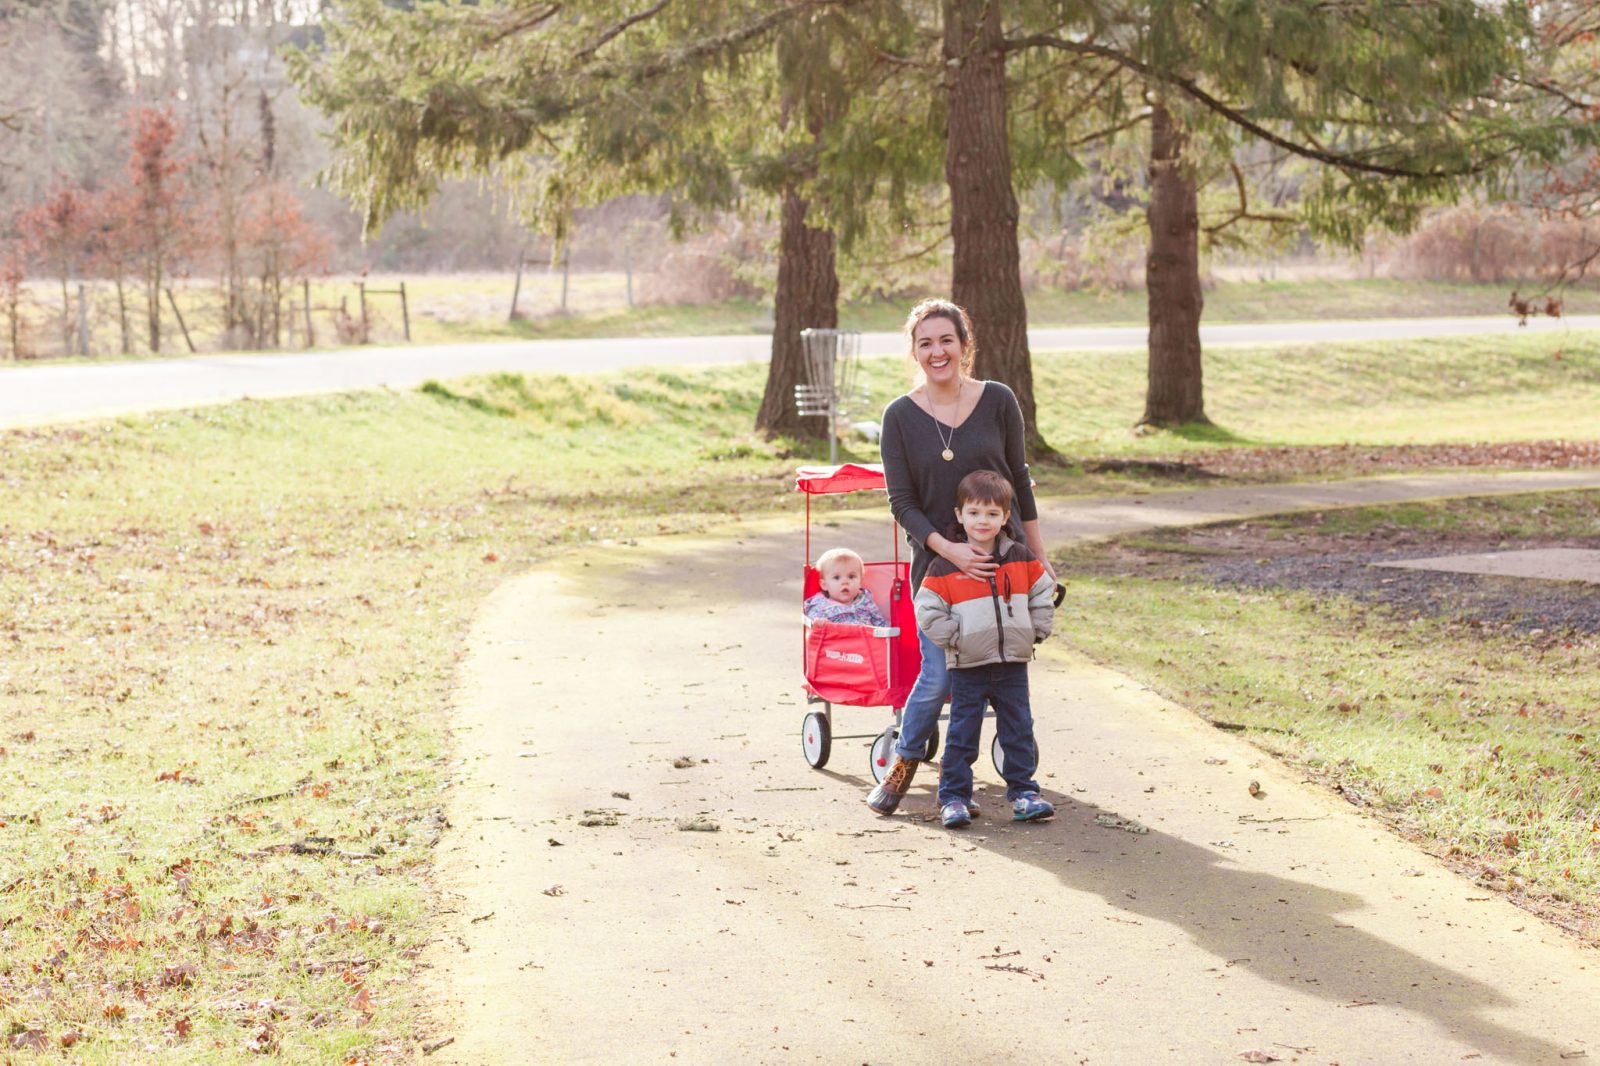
802, 710, 831, 770
869, 727, 895, 783
990, 733, 1004, 777
922, 723, 941, 763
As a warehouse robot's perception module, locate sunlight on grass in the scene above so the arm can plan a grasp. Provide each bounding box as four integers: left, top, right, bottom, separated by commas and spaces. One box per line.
1057, 492, 1600, 918
2, 327, 1598, 1056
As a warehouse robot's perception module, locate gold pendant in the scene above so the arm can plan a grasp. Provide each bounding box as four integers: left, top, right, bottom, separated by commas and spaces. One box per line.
941, 448, 954, 462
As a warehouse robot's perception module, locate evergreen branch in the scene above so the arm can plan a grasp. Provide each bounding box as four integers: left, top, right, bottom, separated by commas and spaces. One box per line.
484, 3, 564, 47
575, 1, 674, 63
1204, 159, 1298, 236
1005, 33, 1484, 180
1067, 110, 1150, 150
593, 1, 859, 82
1501, 73, 1596, 115
856, 223, 950, 269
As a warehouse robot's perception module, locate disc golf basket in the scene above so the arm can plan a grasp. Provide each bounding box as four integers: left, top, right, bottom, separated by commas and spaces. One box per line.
794, 328, 864, 464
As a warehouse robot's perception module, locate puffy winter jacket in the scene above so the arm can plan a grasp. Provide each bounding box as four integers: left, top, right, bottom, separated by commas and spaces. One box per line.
914, 534, 1054, 669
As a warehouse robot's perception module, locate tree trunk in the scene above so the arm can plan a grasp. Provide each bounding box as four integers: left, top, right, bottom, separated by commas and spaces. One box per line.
944, 0, 1037, 437
755, 184, 837, 441
1140, 102, 1207, 427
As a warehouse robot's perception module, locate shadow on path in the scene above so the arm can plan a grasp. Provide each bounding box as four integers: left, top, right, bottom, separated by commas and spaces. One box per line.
948, 791, 1563, 1062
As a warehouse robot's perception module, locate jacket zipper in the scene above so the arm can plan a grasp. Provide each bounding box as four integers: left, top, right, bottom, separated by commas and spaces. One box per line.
987, 576, 1006, 661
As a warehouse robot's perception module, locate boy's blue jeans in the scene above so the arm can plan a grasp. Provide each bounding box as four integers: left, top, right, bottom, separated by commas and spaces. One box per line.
895, 629, 952, 761
939, 661, 1040, 807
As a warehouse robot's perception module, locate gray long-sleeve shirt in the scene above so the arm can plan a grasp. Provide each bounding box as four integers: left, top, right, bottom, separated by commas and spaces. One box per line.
879, 381, 1039, 591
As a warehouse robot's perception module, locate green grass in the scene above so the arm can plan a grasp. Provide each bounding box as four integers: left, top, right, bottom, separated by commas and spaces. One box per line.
1031, 329, 1600, 455
1, 330, 1598, 1057
422, 277, 1600, 345
1244, 492, 1600, 540
10, 276, 1596, 360
1054, 492, 1600, 913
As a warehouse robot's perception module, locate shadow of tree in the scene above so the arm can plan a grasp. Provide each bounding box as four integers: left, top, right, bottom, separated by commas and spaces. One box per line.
946, 791, 1566, 1063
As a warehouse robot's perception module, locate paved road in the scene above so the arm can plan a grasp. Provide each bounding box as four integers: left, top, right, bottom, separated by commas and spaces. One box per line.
2, 314, 1594, 429
422, 471, 1600, 1064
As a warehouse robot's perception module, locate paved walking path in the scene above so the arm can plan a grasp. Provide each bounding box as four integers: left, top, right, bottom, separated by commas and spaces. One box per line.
422, 469, 1600, 1064
3, 314, 1594, 428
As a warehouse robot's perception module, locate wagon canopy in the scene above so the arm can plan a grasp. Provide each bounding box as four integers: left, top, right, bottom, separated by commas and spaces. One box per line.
793, 463, 886, 495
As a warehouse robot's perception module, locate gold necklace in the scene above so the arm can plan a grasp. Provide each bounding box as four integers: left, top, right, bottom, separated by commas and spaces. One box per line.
930, 381, 962, 462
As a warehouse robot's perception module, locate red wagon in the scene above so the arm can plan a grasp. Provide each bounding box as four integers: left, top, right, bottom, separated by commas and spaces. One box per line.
794, 462, 942, 783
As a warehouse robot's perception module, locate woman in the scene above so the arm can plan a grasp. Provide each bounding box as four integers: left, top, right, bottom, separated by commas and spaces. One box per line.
866, 298, 1051, 815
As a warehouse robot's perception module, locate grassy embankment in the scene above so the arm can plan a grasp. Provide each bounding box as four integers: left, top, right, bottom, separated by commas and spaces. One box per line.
9, 277, 1596, 359
1056, 492, 1600, 931
408, 276, 1600, 344
0, 328, 1597, 1060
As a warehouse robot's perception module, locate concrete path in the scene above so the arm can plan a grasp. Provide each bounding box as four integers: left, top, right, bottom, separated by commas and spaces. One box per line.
1374, 548, 1600, 584
3, 314, 1594, 428
421, 470, 1600, 1064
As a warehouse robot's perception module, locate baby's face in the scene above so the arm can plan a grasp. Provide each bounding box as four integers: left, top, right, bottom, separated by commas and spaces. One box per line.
819, 560, 863, 604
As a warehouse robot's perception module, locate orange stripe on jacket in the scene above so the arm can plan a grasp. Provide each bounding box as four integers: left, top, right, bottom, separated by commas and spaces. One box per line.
920, 559, 1042, 605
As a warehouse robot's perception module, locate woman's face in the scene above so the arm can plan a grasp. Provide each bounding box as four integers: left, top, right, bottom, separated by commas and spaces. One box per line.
911, 315, 965, 388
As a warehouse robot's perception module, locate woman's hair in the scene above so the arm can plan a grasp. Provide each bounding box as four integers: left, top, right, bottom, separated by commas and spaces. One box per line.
815, 546, 865, 573
904, 298, 976, 379
955, 469, 1014, 514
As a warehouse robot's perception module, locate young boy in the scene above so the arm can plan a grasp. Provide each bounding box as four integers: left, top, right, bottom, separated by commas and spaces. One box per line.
914, 470, 1056, 828
804, 547, 891, 627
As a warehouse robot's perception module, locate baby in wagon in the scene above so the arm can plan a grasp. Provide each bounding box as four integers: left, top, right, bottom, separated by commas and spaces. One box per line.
804, 547, 891, 627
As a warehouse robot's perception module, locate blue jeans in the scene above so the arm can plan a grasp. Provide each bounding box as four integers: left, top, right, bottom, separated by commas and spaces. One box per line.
895, 629, 951, 761
938, 661, 1040, 807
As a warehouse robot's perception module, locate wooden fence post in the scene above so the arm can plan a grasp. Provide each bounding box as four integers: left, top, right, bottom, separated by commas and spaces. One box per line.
76, 284, 90, 356
560, 250, 570, 313
165, 288, 196, 353
358, 281, 370, 343
624, 243, 634, 308
302, 278, 315, 346
509, 251, 525, 321
399, 281, 411, 341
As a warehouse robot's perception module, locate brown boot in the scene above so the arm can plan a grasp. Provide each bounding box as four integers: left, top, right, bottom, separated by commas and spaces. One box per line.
865, 757, 919, 815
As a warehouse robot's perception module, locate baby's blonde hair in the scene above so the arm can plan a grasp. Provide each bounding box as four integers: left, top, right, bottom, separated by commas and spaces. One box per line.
815, 547, 864, 573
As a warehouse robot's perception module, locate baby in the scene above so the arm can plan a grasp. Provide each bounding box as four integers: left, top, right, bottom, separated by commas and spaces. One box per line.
804, 547, 891, 627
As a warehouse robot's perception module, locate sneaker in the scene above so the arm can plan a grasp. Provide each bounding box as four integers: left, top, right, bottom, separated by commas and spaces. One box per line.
865, 757, 919, 816
940, 800, 972, 829
1011, 792, 1055, 822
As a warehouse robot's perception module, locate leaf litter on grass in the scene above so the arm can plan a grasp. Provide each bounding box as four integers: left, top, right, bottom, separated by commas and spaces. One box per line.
1061, 488, 1600, 940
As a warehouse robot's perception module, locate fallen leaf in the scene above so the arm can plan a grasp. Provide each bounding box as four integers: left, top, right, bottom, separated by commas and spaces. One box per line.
1093, 813, 1149, 835
1238, 1052, 1281, 1063
9, 1030, 47, 1051
675, 815, 720, 832
160, 963, 196, 988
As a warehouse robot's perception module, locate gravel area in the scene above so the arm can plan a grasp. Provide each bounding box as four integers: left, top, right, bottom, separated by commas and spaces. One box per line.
1202, 547, 1600, 633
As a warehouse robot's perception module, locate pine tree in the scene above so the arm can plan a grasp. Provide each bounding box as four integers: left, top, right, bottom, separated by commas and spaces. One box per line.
1009, 0, 1592, 426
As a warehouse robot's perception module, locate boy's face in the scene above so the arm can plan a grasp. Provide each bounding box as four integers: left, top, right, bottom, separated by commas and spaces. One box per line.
819, 558, 864, 604
956, 498, 1009, 546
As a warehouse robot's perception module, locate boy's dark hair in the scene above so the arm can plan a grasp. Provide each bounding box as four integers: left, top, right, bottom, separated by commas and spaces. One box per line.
955, 469, 1014, 513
